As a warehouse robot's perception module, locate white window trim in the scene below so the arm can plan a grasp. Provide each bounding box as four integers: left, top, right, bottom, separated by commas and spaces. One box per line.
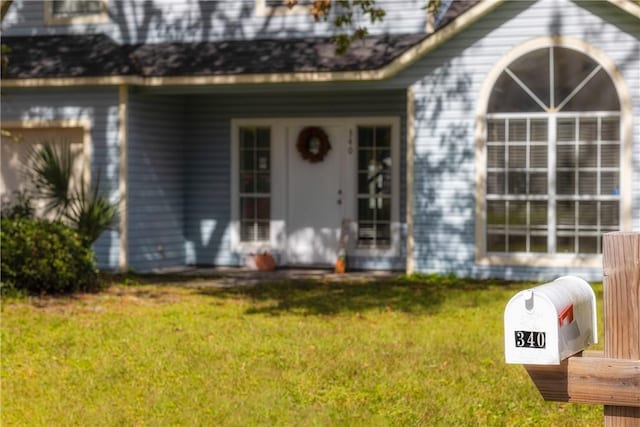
0, 119, 93, 186
44, 0, 109, 26
474, 36, 633, 268
350, 117, 402, 259
230, 119, 286, 255
230, 117, 401, 261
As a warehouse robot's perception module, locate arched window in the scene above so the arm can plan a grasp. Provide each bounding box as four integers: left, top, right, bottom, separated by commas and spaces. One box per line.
484, 46, 621, 255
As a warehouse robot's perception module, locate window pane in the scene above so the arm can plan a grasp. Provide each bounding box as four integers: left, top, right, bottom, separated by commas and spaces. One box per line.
578, 144, 597, 168
579, 118, 598, 141
529, 173, 547, 194
358, 127, 374, 147
561, 69, 620, 112
256, 221, 270, 241
508, 234, 527, 252
487, 233, 506, 252
557, 119, 576, 141
530, 119, 547, 141
52, 0, 102, 16
375, 148, 391, 164
556, 145, 575, 168
240, 198, 255, 220
488, 72, 544, 113
530, 236, 547, 252
601, 118, 620, 141
358, 222, 375, 245
578, 201, 597, 226
256, 173, 270, 193
487, 201, 506, 225
240, 150, 255, 170
507, 48, 550, 108
601, 202, 619, 227
600, 172, 619, 196
578, 236, 598, 254
508, 201, 527, 226
256, 128, 270, 148
358, 149, 372, 170
240, 222, 255, 242
240, 173, 255, 193
240, 128, 255, 149
578, 172, 597, 195
256, 151, 270, 171
600, 144, 620, 168
557, 201, 575, 226
508, 172, 526, 194
487, 120, 505, 142
557, 236, 575, 253
375, 127, 391, 148
556, 171, 575, 195
554, 47, 599, 108
358, 198, 374, 221
508, 120, 527, 142
530, 145, 547, 168
508, 146, 526, 168
487, 146, 504, 168
375, 223, 391, 246
487, 172, 505, 195
530, 201, 547, 226
256, 198, 270, 220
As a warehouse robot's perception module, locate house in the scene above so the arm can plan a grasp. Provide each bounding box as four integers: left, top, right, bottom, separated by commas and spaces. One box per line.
1, 0, 638, 280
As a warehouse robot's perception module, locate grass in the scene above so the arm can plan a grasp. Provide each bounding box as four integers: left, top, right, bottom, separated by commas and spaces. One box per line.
1, 274, 603, 426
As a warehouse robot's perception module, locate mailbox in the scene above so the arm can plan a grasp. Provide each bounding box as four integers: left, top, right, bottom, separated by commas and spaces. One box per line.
504, 276, 597, 365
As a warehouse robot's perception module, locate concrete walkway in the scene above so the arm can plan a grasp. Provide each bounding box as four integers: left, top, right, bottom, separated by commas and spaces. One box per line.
160, 266, 400, 288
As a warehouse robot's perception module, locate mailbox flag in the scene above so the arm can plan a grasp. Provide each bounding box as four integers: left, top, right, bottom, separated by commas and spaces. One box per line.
558, 304, 574, 327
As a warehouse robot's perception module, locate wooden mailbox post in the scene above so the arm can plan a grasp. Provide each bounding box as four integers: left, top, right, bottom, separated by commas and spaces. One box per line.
524, 232, 640, 426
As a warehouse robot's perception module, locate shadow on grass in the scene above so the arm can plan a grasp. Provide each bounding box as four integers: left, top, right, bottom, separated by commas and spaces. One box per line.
196, 274, 526, 316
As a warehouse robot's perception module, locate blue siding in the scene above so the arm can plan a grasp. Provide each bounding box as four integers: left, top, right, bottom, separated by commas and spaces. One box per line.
127, 94, 186, 271
405, 0, 640, 280
0, 87, 121, 270
3, 0, 638, 279
183, 90, 407, 270
2, 0, 426, 43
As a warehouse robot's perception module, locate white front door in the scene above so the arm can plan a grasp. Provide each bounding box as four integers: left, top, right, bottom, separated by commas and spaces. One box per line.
286, 125, 347, 266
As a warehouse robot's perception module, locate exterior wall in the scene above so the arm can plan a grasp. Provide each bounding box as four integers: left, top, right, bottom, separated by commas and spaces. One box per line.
2, 0, 426, 43
403, 0, 639, 280
127, 94, 186, 271
183, 89, 407, 270
0, 87, 122, 270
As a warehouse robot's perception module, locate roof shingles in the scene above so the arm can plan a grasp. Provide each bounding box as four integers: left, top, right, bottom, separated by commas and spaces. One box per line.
1, 0, 481, 80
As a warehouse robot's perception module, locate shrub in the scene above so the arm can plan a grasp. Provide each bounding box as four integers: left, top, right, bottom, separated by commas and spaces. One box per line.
1, 218, 100, 295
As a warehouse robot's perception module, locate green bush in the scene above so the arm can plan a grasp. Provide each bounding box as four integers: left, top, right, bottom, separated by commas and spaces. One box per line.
1, 218, 100, 295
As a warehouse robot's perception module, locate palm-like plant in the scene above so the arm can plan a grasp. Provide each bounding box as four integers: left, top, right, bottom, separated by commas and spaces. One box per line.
28, 143, 73, 217
27, 142, 117, 245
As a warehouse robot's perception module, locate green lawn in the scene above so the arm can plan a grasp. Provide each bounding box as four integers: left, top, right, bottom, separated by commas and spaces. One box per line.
1, 274, 603, 426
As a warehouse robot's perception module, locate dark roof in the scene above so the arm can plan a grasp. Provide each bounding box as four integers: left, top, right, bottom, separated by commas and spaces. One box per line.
130, 34, 428, 77
2, 34, 136, 79
2, 33, 427, 79
1, 0, 480, 80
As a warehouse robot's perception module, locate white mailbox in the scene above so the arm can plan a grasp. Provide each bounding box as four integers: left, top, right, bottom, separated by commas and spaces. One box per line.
504, 276, 597, 365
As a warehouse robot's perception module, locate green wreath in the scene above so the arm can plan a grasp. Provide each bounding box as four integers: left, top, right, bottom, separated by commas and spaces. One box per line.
297, 127, 331, 163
